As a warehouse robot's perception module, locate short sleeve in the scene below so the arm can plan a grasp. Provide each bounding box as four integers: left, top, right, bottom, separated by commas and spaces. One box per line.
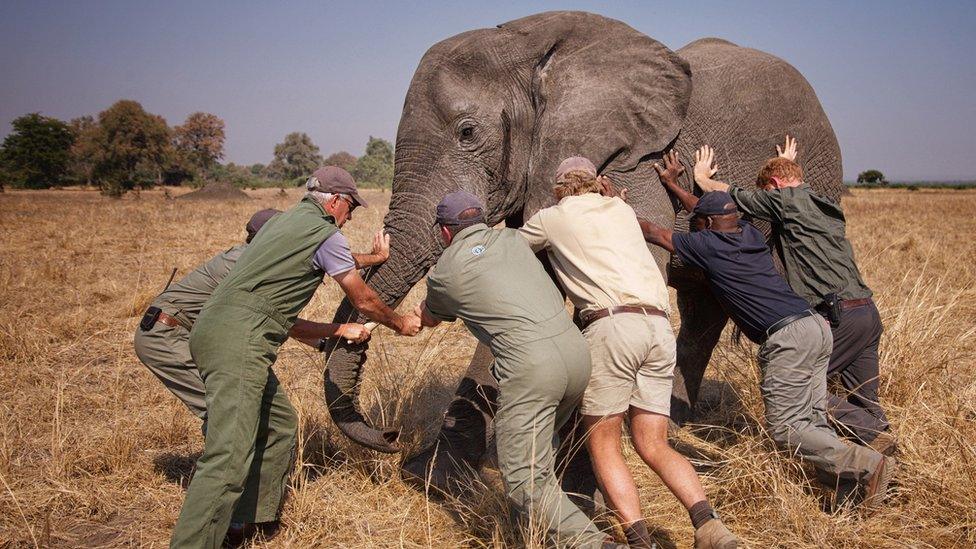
313, 232, 356, 277
517, 211, 549, 253
672, 232, 710, 270
424, 275, 458, 322
729, 186, 783, 222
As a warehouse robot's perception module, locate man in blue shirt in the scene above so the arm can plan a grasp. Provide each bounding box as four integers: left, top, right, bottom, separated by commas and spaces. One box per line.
635, 156, 893, 510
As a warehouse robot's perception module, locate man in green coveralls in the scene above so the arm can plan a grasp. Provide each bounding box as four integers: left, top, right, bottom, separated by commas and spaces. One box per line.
416, 191, 608, 548
169, 167, 422, 549
134, 208, 376, 425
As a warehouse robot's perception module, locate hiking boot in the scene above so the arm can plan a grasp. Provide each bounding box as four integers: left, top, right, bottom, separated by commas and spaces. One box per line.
862, 455, 896, 511
867, 431, 897, 457
694, 519, 738, 549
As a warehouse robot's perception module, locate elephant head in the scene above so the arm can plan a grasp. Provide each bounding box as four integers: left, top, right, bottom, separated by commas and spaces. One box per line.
324, 11, 693, 453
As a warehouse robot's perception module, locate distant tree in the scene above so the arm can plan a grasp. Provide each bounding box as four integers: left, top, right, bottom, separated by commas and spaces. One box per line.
323, 151, 357, 172
0, 113, 74, 189
857, 169, 887, 185
351, 136, 394, 188
267, 132, 322, 181
91, 100, 172, 197
249, 163, 266, 177
174, 112, 225, 177
68, 115, 99, 185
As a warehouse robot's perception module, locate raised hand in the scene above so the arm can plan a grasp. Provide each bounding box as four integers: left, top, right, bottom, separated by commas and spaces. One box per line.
598, 175, 628, 202
371, 230, 391, 263
653, 150, 685, 185
777, 135, 798, 161
693, 145, 719, 184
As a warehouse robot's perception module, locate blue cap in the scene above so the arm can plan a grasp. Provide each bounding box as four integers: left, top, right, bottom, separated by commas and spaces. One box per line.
435, 190, 485, 226
692, 191, 738, 216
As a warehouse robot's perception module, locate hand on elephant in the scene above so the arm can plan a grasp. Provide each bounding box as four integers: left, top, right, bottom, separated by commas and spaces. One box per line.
396, 312, 423, 336
777, 135, 798, 161
654, 150, 685, 186
337, 323, 372, 344
598, 175, 628, 202
371, 230, 391, 263
693, 145, 719, 183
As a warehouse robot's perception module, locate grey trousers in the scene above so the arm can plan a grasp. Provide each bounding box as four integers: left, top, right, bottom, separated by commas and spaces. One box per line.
494, 328, 606, 549
134, 322, 207, 420
757, 315, 881, 483
826, 301, 890, 443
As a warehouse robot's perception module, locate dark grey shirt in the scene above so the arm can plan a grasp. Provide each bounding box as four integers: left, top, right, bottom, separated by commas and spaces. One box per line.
728, 183, 872, 306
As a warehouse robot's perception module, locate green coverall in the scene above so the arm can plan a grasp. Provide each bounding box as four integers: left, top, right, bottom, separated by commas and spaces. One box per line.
424, 224, 605, 549
170, 197, 338, 549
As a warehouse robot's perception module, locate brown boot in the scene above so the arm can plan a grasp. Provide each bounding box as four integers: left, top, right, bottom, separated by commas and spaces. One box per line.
862, 455, 896, 511
694, 519, 738, 549
867, 431, 897, 457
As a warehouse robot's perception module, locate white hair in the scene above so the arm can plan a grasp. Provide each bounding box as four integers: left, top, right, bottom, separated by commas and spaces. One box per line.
304, 176, 335, 203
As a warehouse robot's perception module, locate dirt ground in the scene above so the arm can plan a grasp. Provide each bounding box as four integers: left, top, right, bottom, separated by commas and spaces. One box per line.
0, 187, 973, 548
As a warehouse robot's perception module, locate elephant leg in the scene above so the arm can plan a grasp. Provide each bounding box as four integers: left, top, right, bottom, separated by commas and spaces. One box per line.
671, 280, 728, 425
401, 344, 498, 495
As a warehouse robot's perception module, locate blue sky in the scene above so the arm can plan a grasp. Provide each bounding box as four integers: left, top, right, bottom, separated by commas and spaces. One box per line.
2, 1, 974, 181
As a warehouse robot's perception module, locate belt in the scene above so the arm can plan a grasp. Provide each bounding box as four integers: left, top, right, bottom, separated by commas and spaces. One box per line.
580, 305, 667, 330
158, 312, 191, 331
841, 298, 872, 311
764, 309, 817, 342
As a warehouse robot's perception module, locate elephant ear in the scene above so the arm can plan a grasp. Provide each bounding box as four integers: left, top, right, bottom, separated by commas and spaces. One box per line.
499, 12, 691, 210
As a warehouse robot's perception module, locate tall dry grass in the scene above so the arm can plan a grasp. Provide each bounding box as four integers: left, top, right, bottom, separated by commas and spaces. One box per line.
0, 187, 973, 547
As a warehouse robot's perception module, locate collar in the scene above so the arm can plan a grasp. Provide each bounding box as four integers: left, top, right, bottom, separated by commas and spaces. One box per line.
303, 196, 338, 224
449, 223, 489, 244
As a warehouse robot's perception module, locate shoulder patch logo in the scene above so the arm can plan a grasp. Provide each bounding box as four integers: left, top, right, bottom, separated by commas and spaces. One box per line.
471, 245, 486, 256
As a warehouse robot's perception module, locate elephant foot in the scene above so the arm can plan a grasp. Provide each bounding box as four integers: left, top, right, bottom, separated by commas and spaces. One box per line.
400, 440, 481, 498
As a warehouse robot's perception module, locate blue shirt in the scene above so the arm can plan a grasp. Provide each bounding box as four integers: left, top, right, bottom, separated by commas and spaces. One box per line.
672, 221, 810, 343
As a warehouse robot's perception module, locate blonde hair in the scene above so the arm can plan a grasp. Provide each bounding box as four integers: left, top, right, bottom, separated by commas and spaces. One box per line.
757, 157, 803, 187
553, 170, 602, 200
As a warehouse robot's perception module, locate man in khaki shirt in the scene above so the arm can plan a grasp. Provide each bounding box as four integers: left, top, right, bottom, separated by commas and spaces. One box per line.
518, 156, 737, 549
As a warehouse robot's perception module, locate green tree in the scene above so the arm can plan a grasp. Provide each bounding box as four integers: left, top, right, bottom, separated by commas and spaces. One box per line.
174, 112, 225, 177
91, 100, 172, 197
323, 151, 357, 172
68, 115, 98, 185
267, 132, 322, 181
0, 113, 74, 189
856, 169, 887, 185
351, 136, 394, 188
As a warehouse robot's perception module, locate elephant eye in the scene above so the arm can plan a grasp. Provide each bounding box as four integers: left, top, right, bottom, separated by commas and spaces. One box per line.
459, 125, 475, 142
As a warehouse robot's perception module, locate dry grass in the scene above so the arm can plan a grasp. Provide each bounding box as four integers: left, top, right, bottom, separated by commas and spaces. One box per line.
0, 187, 974, 548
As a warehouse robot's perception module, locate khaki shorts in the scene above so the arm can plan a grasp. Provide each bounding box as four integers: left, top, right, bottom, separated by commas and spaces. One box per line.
580, 313, 676, 417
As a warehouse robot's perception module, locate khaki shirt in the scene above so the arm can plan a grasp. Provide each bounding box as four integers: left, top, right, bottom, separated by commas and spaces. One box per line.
425, 224, 574, 360
728, 183, 872, 306
518, 193, 670, 316
152, 245, 246, 328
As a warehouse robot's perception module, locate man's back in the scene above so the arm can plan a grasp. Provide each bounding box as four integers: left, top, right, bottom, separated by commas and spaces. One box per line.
519, 193, 670, 315
425, 224, 573, 358
673, 221, 810, 343
152, 245, 245, 326
730, 183, 872, 305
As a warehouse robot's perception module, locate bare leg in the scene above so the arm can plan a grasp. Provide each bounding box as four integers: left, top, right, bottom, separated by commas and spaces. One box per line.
630, 408, 707, 509
582, 413, 644, 525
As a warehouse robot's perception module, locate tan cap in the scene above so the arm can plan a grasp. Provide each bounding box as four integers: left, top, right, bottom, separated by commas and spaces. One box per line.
555, 156, 597, 182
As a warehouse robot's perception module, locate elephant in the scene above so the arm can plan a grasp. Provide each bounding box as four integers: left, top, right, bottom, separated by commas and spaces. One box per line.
323, 11, 845, 495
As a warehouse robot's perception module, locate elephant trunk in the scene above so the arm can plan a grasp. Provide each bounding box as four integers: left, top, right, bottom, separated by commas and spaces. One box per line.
324, 176, 441, 453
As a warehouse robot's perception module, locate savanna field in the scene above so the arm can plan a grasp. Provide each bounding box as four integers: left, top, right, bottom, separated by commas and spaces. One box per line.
0, 187, 974, 548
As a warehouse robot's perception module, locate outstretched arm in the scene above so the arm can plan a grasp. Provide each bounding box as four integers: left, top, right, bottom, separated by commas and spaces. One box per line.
288, 318, 372, 347
655, 150, 698, 213
415, 302, 443, 328
333, 268, 421, 336
693, 145, 731, 193
636, 218, 675, 253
